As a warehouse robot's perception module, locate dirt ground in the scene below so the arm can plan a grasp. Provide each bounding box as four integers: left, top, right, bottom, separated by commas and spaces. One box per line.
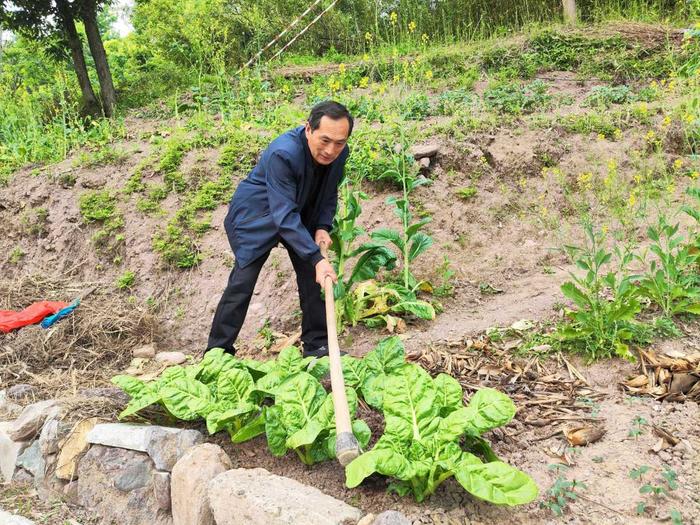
1, 67, 699, 524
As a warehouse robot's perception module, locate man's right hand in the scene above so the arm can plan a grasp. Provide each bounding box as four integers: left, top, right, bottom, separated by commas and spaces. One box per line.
315, 258, 337, 286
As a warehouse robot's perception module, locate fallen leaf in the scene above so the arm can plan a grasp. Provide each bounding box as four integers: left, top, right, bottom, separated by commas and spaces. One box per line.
625, 375, 649, 388
669, 373, 700, 394
565, 426, 606, 446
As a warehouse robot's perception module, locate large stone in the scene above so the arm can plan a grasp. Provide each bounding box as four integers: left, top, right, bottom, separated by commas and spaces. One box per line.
55, 418, 98, 480
87, 423, 203, 471
16, 441, 45, 481
410, 142, 442, 159
171, 443, 232, 525
38, 419, 71, 456
373, 511, 412, 525
0, 510, 35, 525
154, 352, 187, 365
7, 400, 60, 441
0, 390, 21, 420
77, 387, 129, 405
0, 422, 29, 482
146, 428, 204, 471
77, 445, 171, 525
208, 468, 362, 525
133, 343, 157, 359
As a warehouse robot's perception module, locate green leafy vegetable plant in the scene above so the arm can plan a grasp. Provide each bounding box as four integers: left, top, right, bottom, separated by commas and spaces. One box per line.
345, 359, 538, 505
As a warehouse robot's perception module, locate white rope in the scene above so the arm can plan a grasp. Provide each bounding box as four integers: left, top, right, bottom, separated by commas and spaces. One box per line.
239, 0, 324, 72
268, 0, 340, 64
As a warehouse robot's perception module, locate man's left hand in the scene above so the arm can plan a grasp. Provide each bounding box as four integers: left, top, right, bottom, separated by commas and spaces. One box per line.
314, 229, 332, 249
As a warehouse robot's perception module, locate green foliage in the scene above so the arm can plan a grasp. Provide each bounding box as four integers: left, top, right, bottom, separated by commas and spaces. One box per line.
79, 191, 118, 223
397, 93, 431, 120
633, 215, 700, 317
540, 465, 587, 517
345, 362, 538, 505
483, 80, 551, 115
115, 270, 136, 290
152, 224, 202, 269
457, 186, 478, 200
584, 85, 636, 108
436, 88, 476, 116
554, 223, 642, 361
433, 256, 456, 298
8, 247, 25, 265
114, 339, 532, 505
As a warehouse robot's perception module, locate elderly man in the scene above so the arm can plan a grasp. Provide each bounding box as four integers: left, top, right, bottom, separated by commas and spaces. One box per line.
207, 100, 353, 358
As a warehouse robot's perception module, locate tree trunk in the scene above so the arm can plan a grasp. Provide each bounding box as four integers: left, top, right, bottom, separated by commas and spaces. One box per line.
55, 0, 101, 117
81, 0, 117, 118
563, 0, 577, 24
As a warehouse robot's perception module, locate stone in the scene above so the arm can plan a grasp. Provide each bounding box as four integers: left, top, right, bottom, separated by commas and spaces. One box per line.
77, 445, 171, 525
418, 157, 431, 169
114, 460, 152, 492
0, 390, 21, 420
0, 422, 29, 482
87, 423, 203, 471
8, 400, 61, 441
55, 418, 98, 480
410, 142, 442, 159
171, 443, 232, 525
133, 343, 157, 359
146, 428, 204, 471
77, 387, 129, 405
154, 352, 187, 365
6, 384, 37, 402
39, 419, 70, 456
12, 467, 33, 483
63, 480, 79, 504
373, 511, 412, 525
0, 510, 35, 525
357, 514, 376, 525
153, 472, 171, 511
16, 441, 45, 480
207, 468, 362, 525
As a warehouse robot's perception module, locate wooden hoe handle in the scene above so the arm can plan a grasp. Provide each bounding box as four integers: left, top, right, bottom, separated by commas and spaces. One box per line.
320, 243, 360, 466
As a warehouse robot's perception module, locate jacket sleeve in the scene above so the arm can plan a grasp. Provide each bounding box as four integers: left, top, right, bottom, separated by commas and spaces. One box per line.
315, 148, 349, 232
266, 151, 324, 265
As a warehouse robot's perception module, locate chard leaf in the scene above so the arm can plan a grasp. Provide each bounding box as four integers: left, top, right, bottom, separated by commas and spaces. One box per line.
341, 356, 367, 388
352, 419, 372, 448
205, 402, 258, 434
433, 373, 463, 416
408, 231, 433, 262
265, 405, 288, 457
195, 349, 239, 384
286, 420, 325, 449
231, 408, 267, 443
255, 370, 285, 397
383, 364, 438, 441
159, 377, 212, 421
277, 346, 304, 375
275, 372, 326, 432
360, 373, 387, 410
217, 368, 254, 405
345, 437, 414, 488
391, 299, 436, 320
454, 461, 539, 506
113, 376, 161, 419
364, 336, 405, 375
465, 388, 516, 434
306, 357, 330, 380
112, 375, 147, 398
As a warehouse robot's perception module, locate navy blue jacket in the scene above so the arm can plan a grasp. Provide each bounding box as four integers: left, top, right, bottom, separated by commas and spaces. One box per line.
224, 126, 349, 268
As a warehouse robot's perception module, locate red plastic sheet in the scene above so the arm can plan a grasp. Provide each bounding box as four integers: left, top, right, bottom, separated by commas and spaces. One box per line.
0, 301, 69, 333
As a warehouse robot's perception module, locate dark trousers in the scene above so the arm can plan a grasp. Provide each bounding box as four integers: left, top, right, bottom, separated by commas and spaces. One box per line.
207, 243, 327, 354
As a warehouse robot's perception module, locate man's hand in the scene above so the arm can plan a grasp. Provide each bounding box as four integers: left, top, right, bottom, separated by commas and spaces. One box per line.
315, 258, 337, 285
314, 229, 332, 249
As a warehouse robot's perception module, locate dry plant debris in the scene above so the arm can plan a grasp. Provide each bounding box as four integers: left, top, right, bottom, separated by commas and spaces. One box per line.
622, 347, 700, 402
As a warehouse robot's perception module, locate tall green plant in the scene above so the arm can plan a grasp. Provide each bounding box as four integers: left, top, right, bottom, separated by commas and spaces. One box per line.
633, 215, 700, 317
555, 223, 642, 361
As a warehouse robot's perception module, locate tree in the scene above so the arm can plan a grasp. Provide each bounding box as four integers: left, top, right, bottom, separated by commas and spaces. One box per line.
563, 0, 577, 23
0, 0, 116, 117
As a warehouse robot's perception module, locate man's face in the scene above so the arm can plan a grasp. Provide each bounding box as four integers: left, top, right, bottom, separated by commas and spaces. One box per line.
305, 116, 350, 165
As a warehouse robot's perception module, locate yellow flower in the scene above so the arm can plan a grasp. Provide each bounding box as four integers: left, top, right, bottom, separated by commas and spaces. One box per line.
662, 115, 672, 128
362, 53, 369, 62
634, 173, 642, 185
390, 11, 397, 26
424, 70, 433, 81
393, 74, 400, 83
650, 80, 658, 89
673, 158, 683, 171
378, 84, 386, 95
667, 183, 675, 194
607, 159, 618, 172
667, 80, 676, 92
364, 32, 373, 43
685, 113, 695, 124
628, 194, 636, 207
359, 76, 369, 89
691, 171, 699, 180
645, 130, 656, 141
597, 133, 605, 141
613, 128, 622, 141
421, 33, 429, 45
408, 21, 417, 33
602, 225, 609, 235
338, 63, 346, 75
